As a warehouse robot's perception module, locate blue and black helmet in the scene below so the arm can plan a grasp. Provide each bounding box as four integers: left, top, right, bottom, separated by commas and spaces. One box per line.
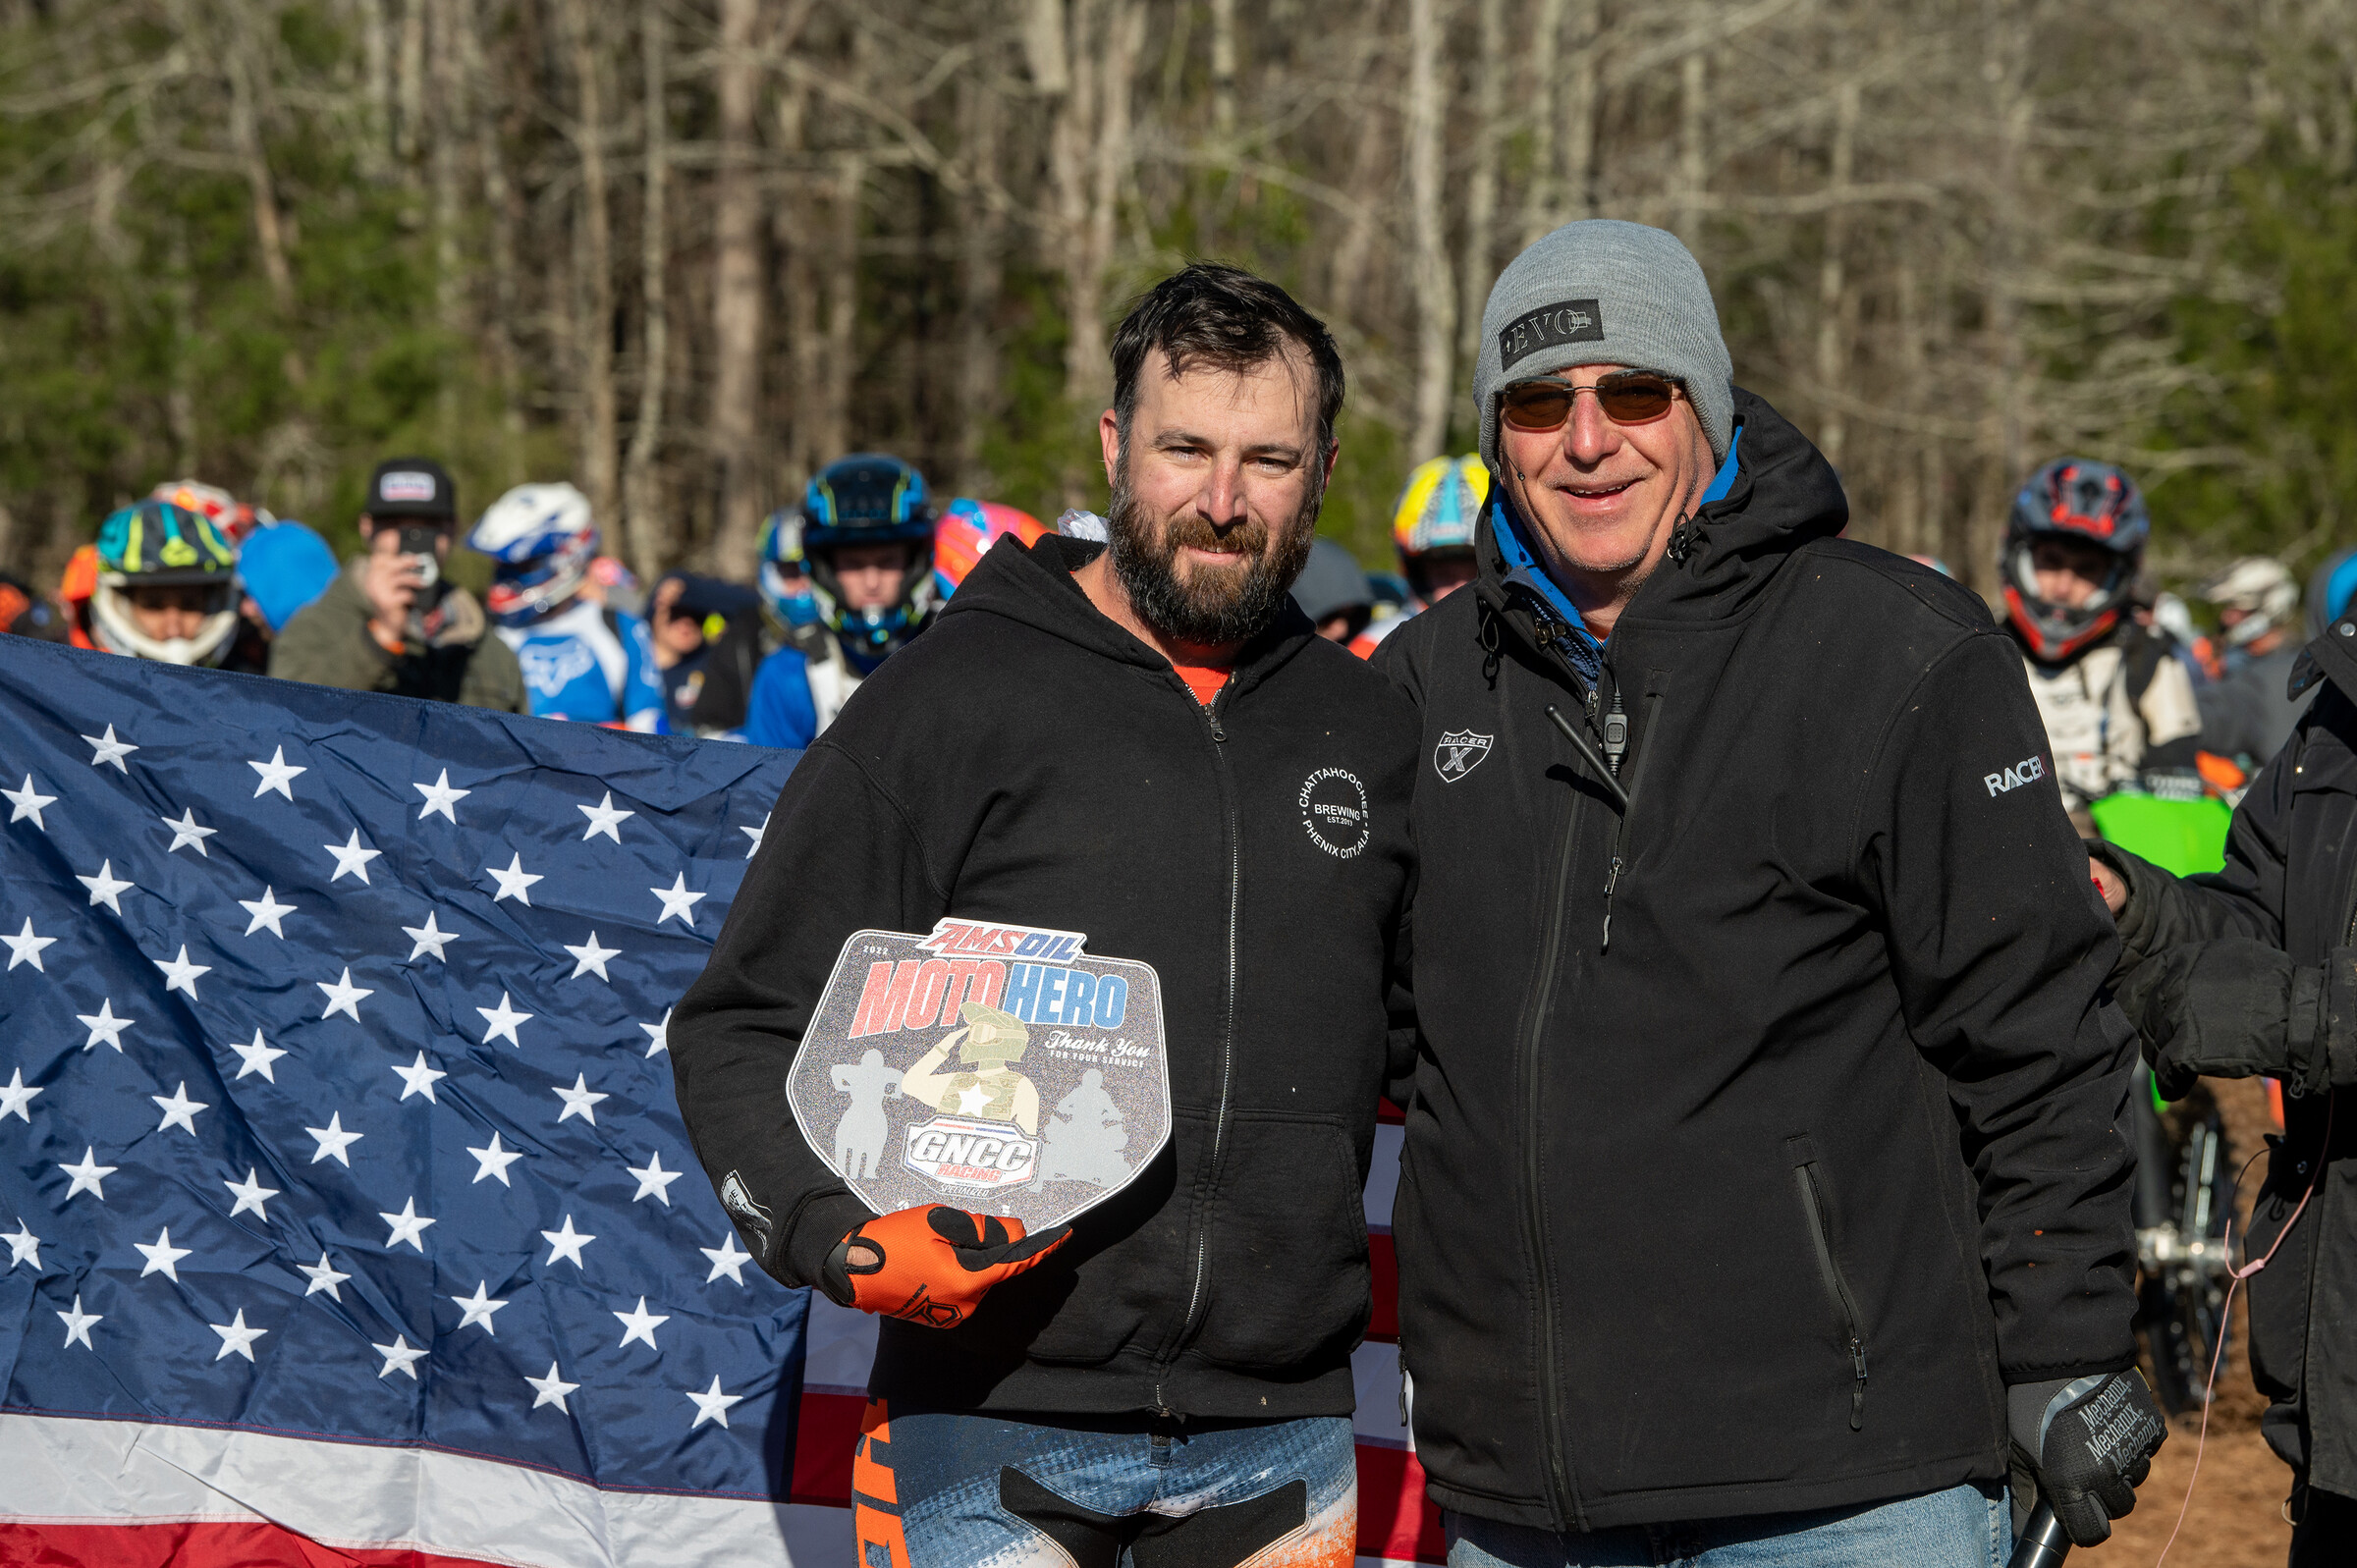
800, 455, 938, 669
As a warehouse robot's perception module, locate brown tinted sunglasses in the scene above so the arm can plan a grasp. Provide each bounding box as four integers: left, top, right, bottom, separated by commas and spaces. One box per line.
1500, 370, 1682, 431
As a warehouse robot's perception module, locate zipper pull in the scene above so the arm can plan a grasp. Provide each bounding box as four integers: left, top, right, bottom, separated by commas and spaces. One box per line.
1602, 688, 1627, 777
1848, 1339, 1868, 1431
1583, 683, 1600, 727
1206, 710, 1227, 742
1601, 854, 1624, 952
1398, 1353, 1411, 1429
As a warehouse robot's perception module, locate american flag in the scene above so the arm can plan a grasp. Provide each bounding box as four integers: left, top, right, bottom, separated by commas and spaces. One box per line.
0, 635, 1442, 1566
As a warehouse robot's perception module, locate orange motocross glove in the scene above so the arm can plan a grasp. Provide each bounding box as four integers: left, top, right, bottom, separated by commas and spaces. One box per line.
819, 1206, 1071, 1328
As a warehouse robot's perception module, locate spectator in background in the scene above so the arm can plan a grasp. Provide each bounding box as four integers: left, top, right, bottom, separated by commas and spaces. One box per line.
82, 498, 258, 671
226, 518, 340, 672
933, 497, 1050, 598
469, 481, 663, 730
2197, 555, 2307, 769
1361, 454, 1492, 654
2307, 545, 2357, 641
271, 457, 526, 712
648, 571, 762, 735
1290, 536, 1375, 646
0, 571, 69, 641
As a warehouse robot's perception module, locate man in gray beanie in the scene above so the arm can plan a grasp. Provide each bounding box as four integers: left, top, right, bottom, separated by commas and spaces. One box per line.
1375, 220, 2164, 1564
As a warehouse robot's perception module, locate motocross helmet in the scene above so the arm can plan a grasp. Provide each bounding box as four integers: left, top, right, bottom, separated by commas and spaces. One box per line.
2200, 556, 2299, 649
2001, 458, 2150, 663
934, 498, 1048, 598
1392, 455, 1489, 601
468, 482, 599, 627
755, 507, 820, 628
150, 478, 275, 545
88, 499, 243, 665
801, 454, 938, 669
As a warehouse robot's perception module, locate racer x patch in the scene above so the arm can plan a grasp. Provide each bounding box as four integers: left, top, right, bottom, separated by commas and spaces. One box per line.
1434, 729, 1494, 784
1984, 753, 2048, 796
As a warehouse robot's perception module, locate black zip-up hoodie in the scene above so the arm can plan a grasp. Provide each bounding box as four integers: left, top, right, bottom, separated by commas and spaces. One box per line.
1375, 389, 2140, 1530
672, 533, 1418, 1419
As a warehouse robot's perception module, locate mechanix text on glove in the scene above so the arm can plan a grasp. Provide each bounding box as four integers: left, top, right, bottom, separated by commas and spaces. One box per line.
2008, 1370, 2168, 1547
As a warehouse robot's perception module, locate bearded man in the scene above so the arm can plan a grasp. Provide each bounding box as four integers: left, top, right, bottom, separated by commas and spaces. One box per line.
673, 263, 1417, 1568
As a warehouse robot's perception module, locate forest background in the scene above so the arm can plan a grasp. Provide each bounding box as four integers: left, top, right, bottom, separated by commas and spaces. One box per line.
2, 0, 2354, 608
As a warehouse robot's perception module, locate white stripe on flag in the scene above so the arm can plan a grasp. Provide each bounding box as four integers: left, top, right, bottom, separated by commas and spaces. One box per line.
0, 1412, 828, 1568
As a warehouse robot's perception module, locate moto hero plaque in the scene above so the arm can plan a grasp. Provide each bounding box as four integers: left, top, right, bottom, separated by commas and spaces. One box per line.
787, 919, 1171, 1232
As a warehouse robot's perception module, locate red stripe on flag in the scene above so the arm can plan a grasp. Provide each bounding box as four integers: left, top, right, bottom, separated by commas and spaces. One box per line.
793, 1389, 868, 1507
1377, 1098, 1405, 1125
1368, 1230, 1398, 1342
0, 1522, 508, 1568
1354, 1443, 1447, 1564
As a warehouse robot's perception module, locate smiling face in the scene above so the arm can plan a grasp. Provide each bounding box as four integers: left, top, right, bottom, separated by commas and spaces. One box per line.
1095, 346, 1329, 651
1496, 363, 1713, 627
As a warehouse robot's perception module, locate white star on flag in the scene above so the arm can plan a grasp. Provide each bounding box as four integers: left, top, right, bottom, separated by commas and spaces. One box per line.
247, 746, 305, 799
223, 1168, 279, 1220
380, 1198, 437, 1252
57, 1295, 100, 1350
3, 917, 55, 972
299, 1254, 351, 1300
649, 873, 706, 926
552, 1073, 609, 1125
701, 1232, 753, 1286
153, 945, 211, 999
639, 1007, 672, 1057
685, 1376, 744, 1430
413, 769, 471, 823
77, 999, 134, 1052
374, 1334, 429, 1379
159, 806, 217, 855
323, 829, 384, 885
577, 791, 634, 843
135, 1226, 192, 1281
150, 1081, 208, 1135
451, 1281, 509, 1334
229, 1028, 287, 1081
613, 1297, 669, 1350
239, 886, 296, 938
466, 1131, 524, 1186
391, 1052, 447, 1104
2, 775, 55, 829
304, 1112, 363, 1166
486, 853, 543, 905
402, 910, 457, 962
76, 859, 132, 915
741, 814, 769, 857
627, 1151, 684, 1206
316, 967, 372, 1021
0, 1069, 41, 1124
526, 1362, 580, 1413
58, 1147, 116, 1201
541, 1216, 595, 1269
210, 1308, 268, 1362
563, 931, 620, 981
5, 1220, 41, 1270
476, 992, 533, 1047
82, 724, 138, 772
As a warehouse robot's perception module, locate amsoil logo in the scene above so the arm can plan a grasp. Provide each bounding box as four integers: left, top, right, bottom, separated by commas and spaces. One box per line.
904, 1115, 1039, 1190
1434, 729, 1493, 784
1299, 767, 1371, 858
1985, 754, 2048, 796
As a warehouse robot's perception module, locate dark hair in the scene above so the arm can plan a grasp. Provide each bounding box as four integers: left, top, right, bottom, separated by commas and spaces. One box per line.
1110, 263, 1344, 454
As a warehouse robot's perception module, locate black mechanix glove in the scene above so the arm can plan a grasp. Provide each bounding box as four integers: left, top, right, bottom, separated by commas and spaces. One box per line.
2007, 1371, 2167, 1546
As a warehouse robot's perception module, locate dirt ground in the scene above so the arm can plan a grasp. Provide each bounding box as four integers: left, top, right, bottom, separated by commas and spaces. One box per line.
2080, 1078, 2295, 1568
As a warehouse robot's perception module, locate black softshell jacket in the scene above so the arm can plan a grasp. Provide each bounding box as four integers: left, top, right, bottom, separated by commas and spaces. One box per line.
2099, 622, 2357, 1498
671, 534, 1418, 1419
1374, 390, 2140, 1531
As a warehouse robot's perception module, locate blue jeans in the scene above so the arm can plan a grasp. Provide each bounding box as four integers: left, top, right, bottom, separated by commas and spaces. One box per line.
1446, 1482, 2010, 1568
852, 1400, 1359, 1568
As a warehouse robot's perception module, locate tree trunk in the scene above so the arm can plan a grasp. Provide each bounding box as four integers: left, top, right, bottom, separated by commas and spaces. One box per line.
561, 0, 618, 532
1210, 0, 1236, 137
456, 0, 523, 482
709, 0, 766, 580
622, 0, 670, 583
1561, 0, 1600, 226
396, 0, 425, 173
1674, 49, 1707, 247
223, 3, 305, 386
817, 154, 864, 470
430, 0, 465, 449
1406, 0, 1455, 461
1813, 77, 1859, 469
1519, 0, 1567, 244
1457, 0, 1503, 380
955, 75, 1006, 491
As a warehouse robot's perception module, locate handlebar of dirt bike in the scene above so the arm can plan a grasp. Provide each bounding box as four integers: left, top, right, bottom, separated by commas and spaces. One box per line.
2008, 1501, 2069, 1568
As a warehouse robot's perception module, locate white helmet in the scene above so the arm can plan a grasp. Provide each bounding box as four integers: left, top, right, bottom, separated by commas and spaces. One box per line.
468, 482, 600, 627
2201, 556, 2299, 649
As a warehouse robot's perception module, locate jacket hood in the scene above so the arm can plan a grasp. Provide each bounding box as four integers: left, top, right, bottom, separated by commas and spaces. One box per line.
939, 531, 1321, 697
2289, 610, 2357, 707
1473, 385, 1847, 650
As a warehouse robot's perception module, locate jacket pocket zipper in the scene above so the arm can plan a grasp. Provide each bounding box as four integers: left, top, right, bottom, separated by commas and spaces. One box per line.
1792, 1160, 1870, 1431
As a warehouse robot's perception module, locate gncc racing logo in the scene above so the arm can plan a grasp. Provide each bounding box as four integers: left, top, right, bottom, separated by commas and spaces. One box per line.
904, 1115, 1040, 1190
1299, 767, 1371, 857
1434, 729, 1493, 784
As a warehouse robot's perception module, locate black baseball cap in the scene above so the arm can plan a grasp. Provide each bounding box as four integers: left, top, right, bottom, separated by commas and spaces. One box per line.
365, 457, 458, 520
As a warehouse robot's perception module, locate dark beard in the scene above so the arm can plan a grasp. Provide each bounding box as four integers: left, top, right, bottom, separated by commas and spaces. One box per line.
1105, 457, 1322, 648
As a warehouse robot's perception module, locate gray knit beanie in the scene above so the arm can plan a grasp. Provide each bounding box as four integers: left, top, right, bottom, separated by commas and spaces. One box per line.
1472, 219, 1734, 471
